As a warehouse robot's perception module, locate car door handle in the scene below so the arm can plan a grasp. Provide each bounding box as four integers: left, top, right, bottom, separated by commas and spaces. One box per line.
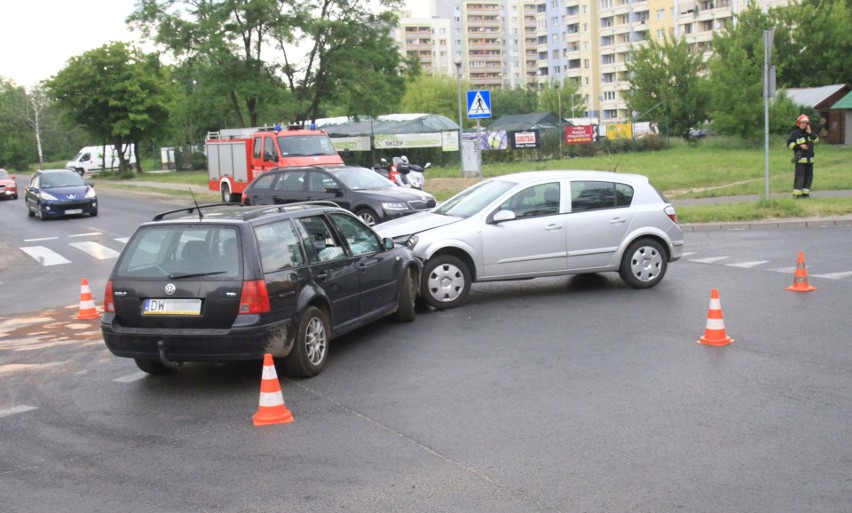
315, 272, 329, 282
610, 217, 627, 225
545, 224, 563, 231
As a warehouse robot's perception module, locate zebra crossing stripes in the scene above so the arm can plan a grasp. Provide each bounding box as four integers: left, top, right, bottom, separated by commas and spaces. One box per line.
19, 238, 127, 266
686, 255, 850, 280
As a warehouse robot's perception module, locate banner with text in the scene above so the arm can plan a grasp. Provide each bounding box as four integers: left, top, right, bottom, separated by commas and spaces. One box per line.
509, 130, 541, 149
564, 125, 594, 145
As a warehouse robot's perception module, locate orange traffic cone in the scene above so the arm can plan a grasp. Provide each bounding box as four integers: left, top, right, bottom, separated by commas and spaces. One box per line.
785, 251, 817, 292
76, 278, 100, 320
252, 354, 294, 426
697, 288, 733, 346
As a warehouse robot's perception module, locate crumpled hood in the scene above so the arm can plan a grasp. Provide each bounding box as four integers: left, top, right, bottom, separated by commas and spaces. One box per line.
375, 211, 459, 238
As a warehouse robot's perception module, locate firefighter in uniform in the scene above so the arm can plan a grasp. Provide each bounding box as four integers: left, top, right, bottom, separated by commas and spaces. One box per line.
787, 114, 818, 199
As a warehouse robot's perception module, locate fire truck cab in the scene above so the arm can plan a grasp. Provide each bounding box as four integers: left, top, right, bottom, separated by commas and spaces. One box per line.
206, 125, 344, 203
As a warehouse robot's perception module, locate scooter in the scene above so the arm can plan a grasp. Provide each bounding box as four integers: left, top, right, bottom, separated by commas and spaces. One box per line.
373, 158, 403, 186
405, 162, 430, 190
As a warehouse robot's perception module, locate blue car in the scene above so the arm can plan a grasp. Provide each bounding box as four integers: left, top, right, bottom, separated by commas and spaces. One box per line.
25, 168, 98, 220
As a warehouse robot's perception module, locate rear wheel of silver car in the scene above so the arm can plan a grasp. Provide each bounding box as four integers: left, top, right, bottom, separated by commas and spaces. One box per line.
395, 268, 417, 322
134, 359, 171, 375
355, 208, 378, 227
421, 255, 471, 310
619, 238, 667, 289
284, 306, 329, 378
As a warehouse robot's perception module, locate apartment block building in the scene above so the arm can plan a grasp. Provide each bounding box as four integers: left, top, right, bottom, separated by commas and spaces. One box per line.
396, 0, 792, 122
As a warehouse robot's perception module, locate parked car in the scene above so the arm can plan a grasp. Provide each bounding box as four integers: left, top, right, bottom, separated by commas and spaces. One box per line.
0, 169, 17, 200
24, 168, 97, 219
101, 202, 422, 377
374, 170, 684, 310
240, 165, 437, 227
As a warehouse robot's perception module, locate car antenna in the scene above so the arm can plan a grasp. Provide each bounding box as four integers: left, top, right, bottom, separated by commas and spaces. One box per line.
188, 187, 203, 219
612, 153, 625, 173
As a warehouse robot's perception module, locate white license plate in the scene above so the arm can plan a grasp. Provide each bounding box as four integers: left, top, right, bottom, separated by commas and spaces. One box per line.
143, 298, 202, 315
66, 208, 83, 214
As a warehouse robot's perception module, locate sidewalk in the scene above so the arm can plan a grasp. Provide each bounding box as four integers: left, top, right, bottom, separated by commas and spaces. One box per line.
93, 178, 852, 232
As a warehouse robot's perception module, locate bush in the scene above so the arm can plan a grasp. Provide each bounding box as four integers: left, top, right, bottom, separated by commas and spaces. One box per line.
190, 151, 207, 171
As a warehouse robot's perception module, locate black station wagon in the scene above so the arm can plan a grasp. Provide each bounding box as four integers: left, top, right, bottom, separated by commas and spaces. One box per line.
101, 202, 421, 377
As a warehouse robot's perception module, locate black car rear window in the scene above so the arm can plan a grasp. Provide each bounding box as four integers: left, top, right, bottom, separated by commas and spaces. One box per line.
115, 225, 240, 279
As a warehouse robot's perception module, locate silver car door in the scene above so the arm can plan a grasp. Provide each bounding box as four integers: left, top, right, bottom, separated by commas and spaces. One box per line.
481, 183, 567, 278
565, 180, 635, 270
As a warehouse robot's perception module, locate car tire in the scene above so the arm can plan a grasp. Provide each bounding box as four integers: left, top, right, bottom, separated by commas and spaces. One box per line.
619, 238, 667, 289
421, 254, 471, 310
283, 306, 329, 378
28, 204, 34, 217
221, 183, 235, 203
38, 203, 47, 221
90, 210, 98, 217
355, 208, 378, 227
395, 267, 417, 322
134, 359, 171, 375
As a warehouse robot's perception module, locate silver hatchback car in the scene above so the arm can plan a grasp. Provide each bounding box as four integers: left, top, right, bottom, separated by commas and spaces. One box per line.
374, 170, 684, 309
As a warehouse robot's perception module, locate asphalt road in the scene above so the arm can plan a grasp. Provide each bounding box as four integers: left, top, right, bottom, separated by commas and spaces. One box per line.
1, 210, 851, 512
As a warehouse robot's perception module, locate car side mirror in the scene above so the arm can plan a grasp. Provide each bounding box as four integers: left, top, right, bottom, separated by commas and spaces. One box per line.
383, 238, 395, 250
491, 209, 516, 224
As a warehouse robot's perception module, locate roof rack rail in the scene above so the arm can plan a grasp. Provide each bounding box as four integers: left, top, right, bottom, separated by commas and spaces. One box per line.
152, 203, 242, 221
241, 201, 342, 220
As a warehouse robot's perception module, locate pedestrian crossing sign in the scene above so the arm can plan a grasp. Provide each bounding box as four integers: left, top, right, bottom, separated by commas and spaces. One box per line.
466, 90, 492, 119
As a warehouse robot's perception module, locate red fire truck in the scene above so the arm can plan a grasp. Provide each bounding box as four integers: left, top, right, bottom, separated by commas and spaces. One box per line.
206, 125, 344, 202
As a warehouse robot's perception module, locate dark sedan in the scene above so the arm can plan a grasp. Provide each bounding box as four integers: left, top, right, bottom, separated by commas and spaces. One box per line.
241, 165, 436, 226
25, 168, 98, 220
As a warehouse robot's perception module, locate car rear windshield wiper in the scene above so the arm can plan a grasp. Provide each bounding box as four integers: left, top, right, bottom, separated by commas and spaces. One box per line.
168, 271, 228, 279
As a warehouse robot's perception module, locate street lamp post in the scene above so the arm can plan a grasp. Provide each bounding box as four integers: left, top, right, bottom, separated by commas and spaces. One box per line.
454, 53, 464, 176
556, 83, 563, 160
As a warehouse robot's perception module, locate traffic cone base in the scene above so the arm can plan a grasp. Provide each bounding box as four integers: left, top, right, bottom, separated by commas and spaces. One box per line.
253, 354, 294, 426
697, 288, 733, 346
76, 278, 100, 320
786, 251, 816, 292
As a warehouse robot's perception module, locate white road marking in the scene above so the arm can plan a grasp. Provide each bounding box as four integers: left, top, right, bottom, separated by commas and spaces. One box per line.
24, 237, 58, 242
682, 252, 697, 257
810, 271, 852, 280
20, 246, 71, 266
0, 405, 38, 417
68, 241, 121, 260
726, 260, 770, 268
689, 256, 730, 264
115, 237, 129, 244
769, 267, 797, 274
69, 232, 102, 238
114, 372, 148, 383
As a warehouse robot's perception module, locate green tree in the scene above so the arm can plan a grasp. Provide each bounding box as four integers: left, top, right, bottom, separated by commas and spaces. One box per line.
538, 79, 585, 119
46, 42, 175, 173
0, 79, 36, 170
706, 6, 773, 142
130, 0, 290, 128
491, 86, 538, 117
625, 35, 709, 140
399, 74, 467, 126
773, 0, 852, 87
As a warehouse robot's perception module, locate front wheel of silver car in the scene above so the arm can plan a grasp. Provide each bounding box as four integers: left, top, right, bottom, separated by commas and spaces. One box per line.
421, 254, 471, 310
619, 238, 667, 289
284, 306, 329, 378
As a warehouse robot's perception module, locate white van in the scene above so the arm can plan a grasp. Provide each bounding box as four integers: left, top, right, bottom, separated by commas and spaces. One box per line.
66, 145, 136, 175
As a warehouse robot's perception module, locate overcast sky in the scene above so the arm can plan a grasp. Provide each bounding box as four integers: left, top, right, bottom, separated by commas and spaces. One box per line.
0, 0, 429, 88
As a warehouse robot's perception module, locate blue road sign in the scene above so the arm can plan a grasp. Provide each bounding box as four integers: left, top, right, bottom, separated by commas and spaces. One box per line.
466, 90, 492, 119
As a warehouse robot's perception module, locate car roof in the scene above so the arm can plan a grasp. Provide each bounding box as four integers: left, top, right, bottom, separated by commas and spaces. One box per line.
40, 168, 79, 174
495, 170, 650, 184
149, 202, 349, 223
267, 165, 369, 174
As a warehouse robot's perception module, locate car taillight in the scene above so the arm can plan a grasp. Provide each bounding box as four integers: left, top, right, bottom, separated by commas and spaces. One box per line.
241, 192, 248, 205
664, 205, 678, 223
239, 280, 270, 314
103, 280, 115, 313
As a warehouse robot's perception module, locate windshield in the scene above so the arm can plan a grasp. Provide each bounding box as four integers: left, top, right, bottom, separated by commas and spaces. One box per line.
434, 179, 516, 218
333, 168, 396, 190
41, 172, 85, 188
0, 170, 9, 180
277, 135, 337, 157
